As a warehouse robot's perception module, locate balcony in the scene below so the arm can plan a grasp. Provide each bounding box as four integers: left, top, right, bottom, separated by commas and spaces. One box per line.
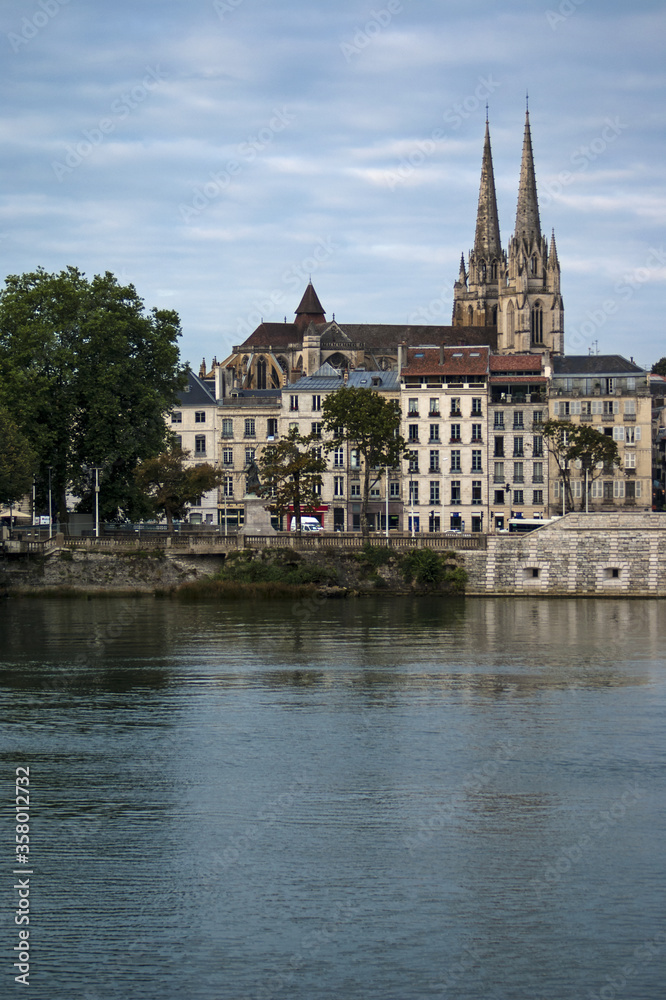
580, 414, 593, 422
428, 410, 440, 418
407, 410, 419, 418
601, 414, 615, 423
623, 414, 636, 422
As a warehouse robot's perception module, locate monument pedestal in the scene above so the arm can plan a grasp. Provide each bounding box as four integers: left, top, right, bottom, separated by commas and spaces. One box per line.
238, 495, 276, 536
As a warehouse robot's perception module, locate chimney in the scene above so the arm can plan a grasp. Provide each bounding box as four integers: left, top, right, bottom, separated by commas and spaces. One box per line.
440, 343, 445, 365
397, 342, 405, 375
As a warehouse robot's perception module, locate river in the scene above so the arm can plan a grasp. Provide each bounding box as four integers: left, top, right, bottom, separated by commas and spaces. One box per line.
1, 595, 665, 999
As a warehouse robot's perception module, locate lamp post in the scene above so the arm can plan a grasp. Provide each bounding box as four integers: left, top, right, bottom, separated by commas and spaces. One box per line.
48, 466, 53, 539
92, 467, 103, 538
384, 465, 389, 539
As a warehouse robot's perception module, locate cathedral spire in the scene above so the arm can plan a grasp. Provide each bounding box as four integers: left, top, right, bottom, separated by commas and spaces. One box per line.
514, 109, 541, 245
474, 119, 502, 261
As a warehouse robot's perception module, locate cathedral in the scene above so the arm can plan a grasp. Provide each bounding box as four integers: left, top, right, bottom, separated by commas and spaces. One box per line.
215, 110, 563, 391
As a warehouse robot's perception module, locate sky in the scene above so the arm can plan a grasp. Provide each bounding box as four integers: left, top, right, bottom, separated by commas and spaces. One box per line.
1, 0, 664, 371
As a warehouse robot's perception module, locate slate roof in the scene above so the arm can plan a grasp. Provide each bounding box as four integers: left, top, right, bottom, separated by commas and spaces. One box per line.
176, 369, 217, 406
290, 370, 400, 392
552, 355, 645, 376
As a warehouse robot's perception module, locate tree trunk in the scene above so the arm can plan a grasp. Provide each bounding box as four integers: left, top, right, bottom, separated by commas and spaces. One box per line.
361, 456, 371, 539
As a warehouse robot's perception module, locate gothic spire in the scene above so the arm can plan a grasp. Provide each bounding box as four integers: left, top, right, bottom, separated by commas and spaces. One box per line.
474, 119, 502, 261
514, 109, 541, 245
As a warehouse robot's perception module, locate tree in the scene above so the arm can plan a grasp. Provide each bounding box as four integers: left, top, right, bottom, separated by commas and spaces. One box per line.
543, 419, 620, 511
134, 445, 224, 530
651, 358, 666, 377
321, 386, 407, 537
256, 427, 327, 531
0, 405, 37, 509
0, 267, 186, 524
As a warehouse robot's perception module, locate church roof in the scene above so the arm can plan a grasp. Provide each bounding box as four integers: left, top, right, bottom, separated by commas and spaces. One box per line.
295, 281, 325, 317
234, 322, 497, 353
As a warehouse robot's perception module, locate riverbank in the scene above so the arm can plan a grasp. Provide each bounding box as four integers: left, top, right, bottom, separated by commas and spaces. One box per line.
0, 543, 467, 599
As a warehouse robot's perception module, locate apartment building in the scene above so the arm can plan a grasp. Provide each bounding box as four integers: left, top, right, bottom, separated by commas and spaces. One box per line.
548, 356, 651, 511
169, 369, 220, 524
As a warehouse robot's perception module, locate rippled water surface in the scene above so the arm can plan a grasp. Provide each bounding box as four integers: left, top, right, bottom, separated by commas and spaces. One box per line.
1, 595, 665, 999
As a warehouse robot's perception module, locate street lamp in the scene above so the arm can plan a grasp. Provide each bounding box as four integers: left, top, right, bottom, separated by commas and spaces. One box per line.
48, 466, 53, 539
92, 467, 103, 538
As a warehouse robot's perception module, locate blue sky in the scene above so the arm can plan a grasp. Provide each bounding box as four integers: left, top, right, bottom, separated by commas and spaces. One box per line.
1, 0, 664, 369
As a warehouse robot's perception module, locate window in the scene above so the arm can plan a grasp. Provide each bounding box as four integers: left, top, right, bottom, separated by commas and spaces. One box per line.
472, 398, 482, 416
334, 476, 344, 497
513, 462, 524, 483
245, 448, 255, 466
531, 303, 543, 344
533, 410, 543, 425
289, 395, 299, 412
472, 450, 482, 472
429, 424, 440, 443
370, 485, 381, 499
450, 450, 461, 473
408, 451, 419, 473
350, 449, 361, 469
195, 435, 206, 455
312, 395, 321, 411
221, 418, 233, 438
605, 378, 615, 395
532, 489, 543, 505
450, 398, 461, 417
174, 435, 182, 448
513, 411, 524, 429
624, 451, 636, 469
222, 448, 233, 466
450, 423, 461, 442
494, 436, 504, 457
513, 437, 524, 457
429, 450, 440, 473
289, 421, 299, 433
171, 411, 182, 424
428, 512, 441, 533
311, 422, 322, 439
408, 481, 419, 505
494, 489, 505, 505
624, 400, 636, 415
430, 481, 440, 505
333, 447, 344, 468
267, 418, 278, 438
625, 427, 641, 444
195, 411, 206, 423
603, 481, 614, 501
450, 480, 461, 504
513, 489, 524, 504
472, 424, 483, 442
494, 411, 504, 429
494, 461, 504, 483
222, 476, 234, 498
350, 483, 361, 498
244, 418, 256, 438
533, 435, 543, 457
408, 424, 419, 443
313, 481, 322, 497
429, 398, 440, 416
472, 481, 482, 505
311, 446, 322, 461
389, 481, 400, 498
533, 461, 543, 483
408, 398, 419, 417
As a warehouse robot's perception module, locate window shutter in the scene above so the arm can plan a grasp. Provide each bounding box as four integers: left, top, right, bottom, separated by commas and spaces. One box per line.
592, 400, 603, 414
552, 401, 559, 416
571, 400, 581, 415
613, 426, 625, 441
614, 480, 624, 498
613, 400, 620, 414
636, 481, 642, 497
635, 427, 642, 441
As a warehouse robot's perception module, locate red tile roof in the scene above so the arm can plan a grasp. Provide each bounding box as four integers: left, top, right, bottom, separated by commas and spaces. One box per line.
489, 354, 544, 372
402, 346, 490, 376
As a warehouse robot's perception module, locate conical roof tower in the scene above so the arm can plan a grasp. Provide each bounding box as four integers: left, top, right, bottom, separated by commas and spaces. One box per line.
474, 118, 502, 262
513, 109, 542, 247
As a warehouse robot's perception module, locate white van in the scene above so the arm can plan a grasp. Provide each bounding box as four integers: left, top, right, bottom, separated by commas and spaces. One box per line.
289, 516, 323, 532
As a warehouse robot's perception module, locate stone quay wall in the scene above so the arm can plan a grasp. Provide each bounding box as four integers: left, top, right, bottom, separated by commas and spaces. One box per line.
463, 513, 666, 597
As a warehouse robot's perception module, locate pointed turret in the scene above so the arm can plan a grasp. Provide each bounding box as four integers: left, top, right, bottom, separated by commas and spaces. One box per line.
514, 110, 541, 246
474, 119, 502, 262
547, 229, 559, 269
294, 281, 326, 331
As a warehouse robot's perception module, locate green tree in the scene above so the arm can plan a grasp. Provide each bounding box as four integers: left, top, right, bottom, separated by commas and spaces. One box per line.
0, 267, 186, 524
134, 446, 224, 530
322, 386, 407, 537
0, 405, 37, 509
256, 427, 327, 531
543, 419, 620, 511
651, 358, 666, 377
